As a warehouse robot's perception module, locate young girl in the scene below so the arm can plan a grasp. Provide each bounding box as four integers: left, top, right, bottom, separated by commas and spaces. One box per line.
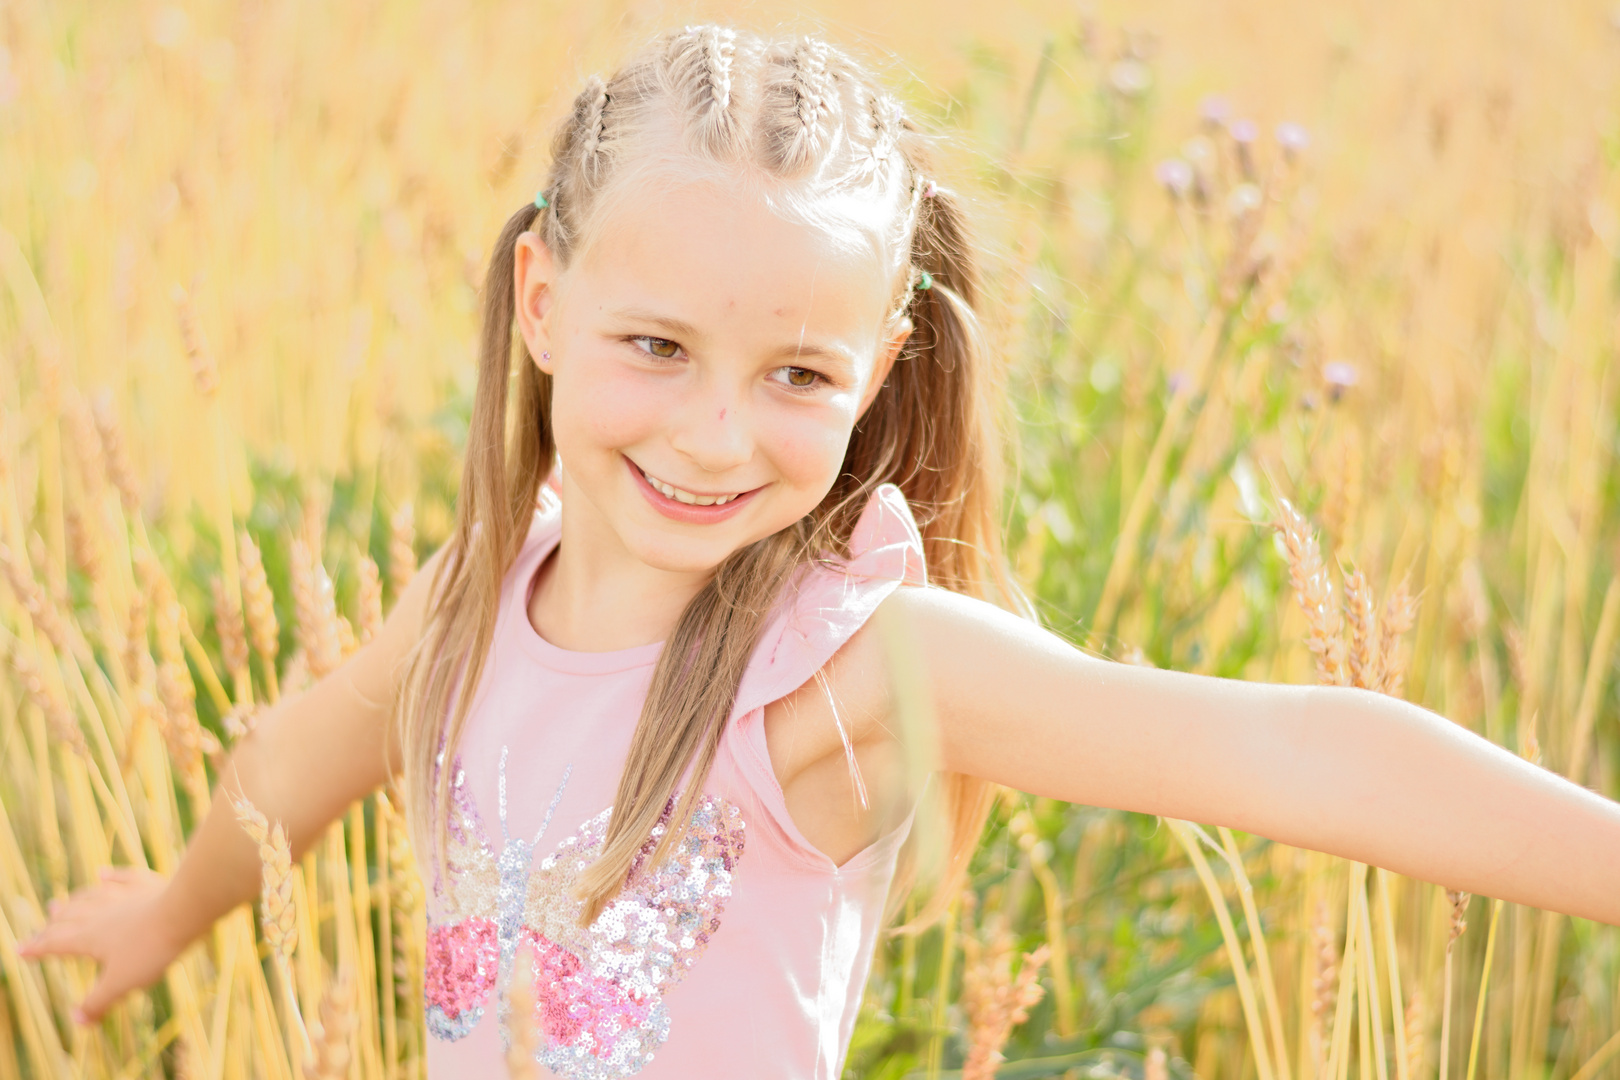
22, 24, 1620, 1079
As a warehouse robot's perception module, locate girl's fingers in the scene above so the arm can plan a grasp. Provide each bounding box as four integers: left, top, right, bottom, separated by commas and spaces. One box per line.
18, 920, 93, 960
77, 974, 123, 1025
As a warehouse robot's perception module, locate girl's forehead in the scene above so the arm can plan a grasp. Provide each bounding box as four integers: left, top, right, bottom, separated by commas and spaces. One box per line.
569, 178, 902, 345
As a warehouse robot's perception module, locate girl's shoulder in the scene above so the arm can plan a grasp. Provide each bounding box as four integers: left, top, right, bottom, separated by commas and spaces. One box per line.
732, 483, 927, 720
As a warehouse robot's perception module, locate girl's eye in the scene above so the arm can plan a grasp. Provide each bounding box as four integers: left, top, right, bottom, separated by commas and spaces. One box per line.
776, 366, 823, 390
632, 336, 682, 359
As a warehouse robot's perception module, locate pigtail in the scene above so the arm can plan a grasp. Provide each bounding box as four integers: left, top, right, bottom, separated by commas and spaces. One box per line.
398, 200, 553, 875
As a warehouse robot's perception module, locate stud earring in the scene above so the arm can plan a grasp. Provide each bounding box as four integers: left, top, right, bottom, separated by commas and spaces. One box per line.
541, 351, 551, 361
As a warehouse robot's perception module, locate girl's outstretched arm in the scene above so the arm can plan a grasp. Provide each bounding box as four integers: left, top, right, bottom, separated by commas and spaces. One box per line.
19, 547, 445, 1021
891, 587, 1620, 927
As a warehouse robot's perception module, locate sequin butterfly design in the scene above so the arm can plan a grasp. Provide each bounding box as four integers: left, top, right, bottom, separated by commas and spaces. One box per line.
425, 748, 746, 1079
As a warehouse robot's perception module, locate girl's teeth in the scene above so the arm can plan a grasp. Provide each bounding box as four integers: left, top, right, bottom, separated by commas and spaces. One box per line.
642, 469, 738, 507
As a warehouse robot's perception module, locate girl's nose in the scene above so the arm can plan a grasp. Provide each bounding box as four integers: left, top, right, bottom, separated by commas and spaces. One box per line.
667, 385, 753, 473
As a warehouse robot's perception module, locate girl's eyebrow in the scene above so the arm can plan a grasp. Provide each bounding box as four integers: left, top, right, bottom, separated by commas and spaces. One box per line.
606, 306, 703, 341
607, 305, 858, 375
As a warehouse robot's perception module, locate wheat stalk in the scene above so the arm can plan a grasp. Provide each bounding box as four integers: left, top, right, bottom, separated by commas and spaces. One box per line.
229, 788, 309, 1052
506, 940, 541, 1080
1341, 567, 1380, 691
304, 970, 356, 1080
1377, 579, 1417, 697
959, 901, 1050, 1080
212, 575, 250, 689
89, 393, 141, 515
357, 556, 384, 644
1275, 499, 1347, 685
389, 503, 417, 599
1438, 890, 1470, 1080
290, 539, 342, 680
237, 529, 281, 702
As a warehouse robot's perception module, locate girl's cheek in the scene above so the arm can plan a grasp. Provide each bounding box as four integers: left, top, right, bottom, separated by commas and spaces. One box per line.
762, 400, 860, 484
557, 357, 671, 448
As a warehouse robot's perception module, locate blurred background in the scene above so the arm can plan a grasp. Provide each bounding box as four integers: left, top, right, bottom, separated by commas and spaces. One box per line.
2, 1, 1619, 1078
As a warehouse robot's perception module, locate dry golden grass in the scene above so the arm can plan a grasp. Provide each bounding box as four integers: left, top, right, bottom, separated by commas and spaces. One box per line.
2, 1, 1619, 1078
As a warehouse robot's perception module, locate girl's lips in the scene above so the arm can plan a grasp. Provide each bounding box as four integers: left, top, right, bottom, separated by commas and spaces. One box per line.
625, 457, 762, 523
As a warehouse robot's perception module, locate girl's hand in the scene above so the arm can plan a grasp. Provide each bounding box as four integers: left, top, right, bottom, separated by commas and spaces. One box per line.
19, 867, 183, 1024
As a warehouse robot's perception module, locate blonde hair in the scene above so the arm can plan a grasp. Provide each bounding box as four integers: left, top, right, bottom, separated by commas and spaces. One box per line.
398, 25, 1017, 927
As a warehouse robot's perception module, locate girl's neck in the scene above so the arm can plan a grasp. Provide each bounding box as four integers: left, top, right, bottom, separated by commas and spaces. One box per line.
526, 483, 713, 653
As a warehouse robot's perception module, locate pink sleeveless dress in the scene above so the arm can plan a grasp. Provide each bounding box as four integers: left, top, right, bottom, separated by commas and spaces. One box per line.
422, 484, 928, 1079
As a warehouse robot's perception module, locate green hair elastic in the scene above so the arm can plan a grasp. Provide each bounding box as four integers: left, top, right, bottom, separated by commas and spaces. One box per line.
534, 191, 550, 210
915, 270, 933, 291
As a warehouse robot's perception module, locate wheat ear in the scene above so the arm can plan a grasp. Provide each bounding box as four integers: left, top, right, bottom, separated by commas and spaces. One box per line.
303, 969, 356, 1080
212, 574, 250, 687
389, 503, 417, 597
290, 539, 342, 680
1377, 578, 1417, 697
506, 940, 541, 1079
1342, 567, 1380, 690
960, 904, 1051, 1080
229, 789, 309, 1051
1275, 499, 1347, 685
357, 555, 384, 643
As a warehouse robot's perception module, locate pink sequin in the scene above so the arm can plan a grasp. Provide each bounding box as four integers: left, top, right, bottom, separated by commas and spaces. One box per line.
523, 928, 658, 1050
425, 918, 499, 1037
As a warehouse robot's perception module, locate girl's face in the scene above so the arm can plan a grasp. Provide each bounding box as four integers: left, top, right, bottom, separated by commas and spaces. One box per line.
513, 180, 910, 576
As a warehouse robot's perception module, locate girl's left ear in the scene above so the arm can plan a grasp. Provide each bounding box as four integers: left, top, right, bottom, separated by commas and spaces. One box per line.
513, 231, 558, 374
859, 318, 913, 418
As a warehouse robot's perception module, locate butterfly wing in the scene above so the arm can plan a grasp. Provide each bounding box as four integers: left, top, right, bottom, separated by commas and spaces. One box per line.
424, 758, 502, 1041
516, 796, 746, 1077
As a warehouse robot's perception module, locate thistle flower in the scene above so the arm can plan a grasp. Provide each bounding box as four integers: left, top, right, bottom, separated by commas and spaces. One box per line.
1154, 158, 1194, 199
1276, 121, 1311, 160
1107, 59, 1151, 98
1324, 361, 1359, 403
1199, 94, 1232, 127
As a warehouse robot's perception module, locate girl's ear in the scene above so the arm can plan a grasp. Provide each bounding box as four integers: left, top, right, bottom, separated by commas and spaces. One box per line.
514, 231, 558, 374
858, 318, 913, 418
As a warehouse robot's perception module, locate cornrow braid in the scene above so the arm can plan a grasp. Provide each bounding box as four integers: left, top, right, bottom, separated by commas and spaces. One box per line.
579, 75, 610, 171
670, 25, 740, 157
759, 37, 835, 175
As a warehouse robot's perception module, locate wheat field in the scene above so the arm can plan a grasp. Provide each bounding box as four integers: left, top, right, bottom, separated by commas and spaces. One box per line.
2, 0, 1619, 1077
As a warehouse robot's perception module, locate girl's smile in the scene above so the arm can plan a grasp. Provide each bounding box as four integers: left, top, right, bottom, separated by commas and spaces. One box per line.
625, 454, 763, 522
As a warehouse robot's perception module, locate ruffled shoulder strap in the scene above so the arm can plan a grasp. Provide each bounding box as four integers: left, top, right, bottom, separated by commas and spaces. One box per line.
730, 483, 926, 720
